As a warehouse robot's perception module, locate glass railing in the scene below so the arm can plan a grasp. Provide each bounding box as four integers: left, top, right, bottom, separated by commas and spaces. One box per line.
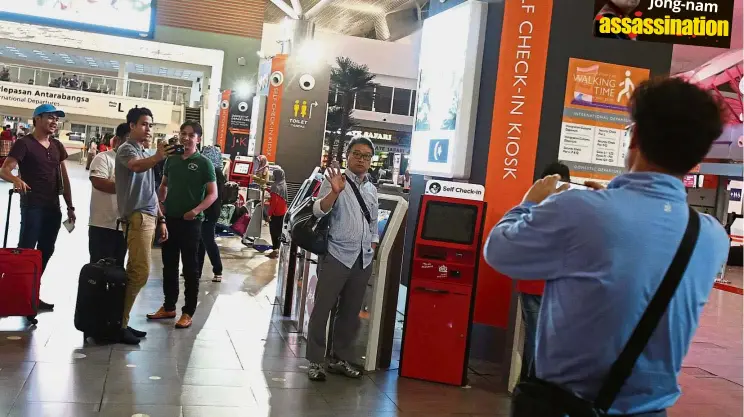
0, 62, 192, 106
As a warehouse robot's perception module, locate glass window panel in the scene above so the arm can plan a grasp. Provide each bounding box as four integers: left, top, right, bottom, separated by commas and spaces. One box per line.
328, 88, 337, 106
355, 88, 373, 111
374, 86, 393, 113
392, 88, 411, 115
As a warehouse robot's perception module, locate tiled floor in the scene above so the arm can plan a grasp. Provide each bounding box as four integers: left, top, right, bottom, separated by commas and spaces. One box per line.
719, 265, 743, 290
0, 163, 741, 416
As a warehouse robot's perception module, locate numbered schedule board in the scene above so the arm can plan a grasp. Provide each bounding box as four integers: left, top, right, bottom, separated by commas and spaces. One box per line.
558, 58, 650, 185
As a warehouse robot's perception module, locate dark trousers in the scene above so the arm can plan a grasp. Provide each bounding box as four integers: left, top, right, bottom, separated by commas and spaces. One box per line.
88, 226, 126, 267
161, 217, 202, 316
519, 293, 542, 382
306, 254, 372, 363
18, 205, 62, 274
269, 215, 284, 250
197, 219, 223, 276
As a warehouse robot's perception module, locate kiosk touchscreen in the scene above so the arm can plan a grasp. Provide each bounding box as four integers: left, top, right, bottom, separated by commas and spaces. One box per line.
274, 168, 323, 318
400, 186, 486, 386
229, 155, 254, 187
301, 190, 409, 371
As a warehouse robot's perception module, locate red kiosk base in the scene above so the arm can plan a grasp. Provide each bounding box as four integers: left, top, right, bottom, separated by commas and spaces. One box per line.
399, 180, 486, 386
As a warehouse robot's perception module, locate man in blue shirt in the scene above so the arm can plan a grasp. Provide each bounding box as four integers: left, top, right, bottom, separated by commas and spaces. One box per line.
484, 78, 729, 416
307, 137, 379, 382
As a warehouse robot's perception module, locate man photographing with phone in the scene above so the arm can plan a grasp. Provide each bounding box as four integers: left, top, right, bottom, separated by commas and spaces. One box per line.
484, 78, 729, 416
114, 107, 174, 344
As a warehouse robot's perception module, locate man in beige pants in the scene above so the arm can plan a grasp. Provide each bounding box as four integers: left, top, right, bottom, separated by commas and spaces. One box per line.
115, 107, 174, 345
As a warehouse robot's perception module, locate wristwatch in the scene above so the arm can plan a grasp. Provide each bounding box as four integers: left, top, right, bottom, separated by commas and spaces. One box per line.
67, 206, 75, 211
158, 216, 166, 224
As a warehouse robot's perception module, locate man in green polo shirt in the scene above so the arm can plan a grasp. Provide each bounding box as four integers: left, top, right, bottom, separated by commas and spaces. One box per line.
147, 121, 217, 329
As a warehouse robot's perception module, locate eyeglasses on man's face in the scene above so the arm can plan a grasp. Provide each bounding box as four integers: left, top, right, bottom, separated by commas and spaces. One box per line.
351, 151, 373, 161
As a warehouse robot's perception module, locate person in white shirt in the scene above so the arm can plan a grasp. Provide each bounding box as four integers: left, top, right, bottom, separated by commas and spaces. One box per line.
88, 123, 129, 266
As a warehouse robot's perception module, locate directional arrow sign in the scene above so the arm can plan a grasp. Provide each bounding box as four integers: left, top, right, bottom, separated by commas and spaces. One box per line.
309, 101, 318, 119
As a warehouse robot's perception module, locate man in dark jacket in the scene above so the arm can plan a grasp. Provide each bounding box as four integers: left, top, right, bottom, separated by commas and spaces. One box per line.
198, 145, 225, 282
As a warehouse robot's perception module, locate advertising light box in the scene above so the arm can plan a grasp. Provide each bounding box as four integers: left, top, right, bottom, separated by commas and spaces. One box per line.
0, 0, 155, 38
409, 1, 487, 179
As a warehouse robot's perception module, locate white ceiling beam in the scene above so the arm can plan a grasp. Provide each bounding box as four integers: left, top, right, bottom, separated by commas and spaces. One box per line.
290, 0, 303, 16
270, 0, 299, 19
304, 0, 334, 19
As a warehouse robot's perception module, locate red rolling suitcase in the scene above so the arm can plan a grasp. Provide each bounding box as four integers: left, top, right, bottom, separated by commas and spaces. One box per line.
0, 189, 41, 325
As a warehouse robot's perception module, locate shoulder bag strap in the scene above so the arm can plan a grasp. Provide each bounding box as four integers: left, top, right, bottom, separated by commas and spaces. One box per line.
344, 174, 371, 224
594, 206, 701, 411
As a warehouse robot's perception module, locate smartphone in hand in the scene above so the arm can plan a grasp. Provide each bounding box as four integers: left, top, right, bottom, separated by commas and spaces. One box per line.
62, 218, 75, 233
557, 181, 590, 191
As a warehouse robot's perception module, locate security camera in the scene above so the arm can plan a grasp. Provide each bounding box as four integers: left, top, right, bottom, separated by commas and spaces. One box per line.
299, 74, 316, 91
270, 71, 284, 87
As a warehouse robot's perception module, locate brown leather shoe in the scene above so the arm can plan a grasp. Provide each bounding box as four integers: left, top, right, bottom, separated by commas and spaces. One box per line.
146, 307, 176, 320
175, 314, 192, 329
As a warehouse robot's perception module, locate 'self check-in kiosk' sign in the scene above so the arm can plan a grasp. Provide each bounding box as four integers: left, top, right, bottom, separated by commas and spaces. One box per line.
400, 180, 486, 386
424, 180, 485, 201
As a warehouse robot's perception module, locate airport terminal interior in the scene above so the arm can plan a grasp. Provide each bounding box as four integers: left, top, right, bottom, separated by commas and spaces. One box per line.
0, 0, 742, 416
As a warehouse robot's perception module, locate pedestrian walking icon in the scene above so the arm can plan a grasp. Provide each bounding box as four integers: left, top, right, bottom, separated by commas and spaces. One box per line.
617, 71, 635, 102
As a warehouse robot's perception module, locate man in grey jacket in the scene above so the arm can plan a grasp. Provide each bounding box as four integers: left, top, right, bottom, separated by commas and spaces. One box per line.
306, 137, 379, 381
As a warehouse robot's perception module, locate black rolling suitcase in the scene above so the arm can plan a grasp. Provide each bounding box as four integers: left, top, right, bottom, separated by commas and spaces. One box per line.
74, 219, 128, 343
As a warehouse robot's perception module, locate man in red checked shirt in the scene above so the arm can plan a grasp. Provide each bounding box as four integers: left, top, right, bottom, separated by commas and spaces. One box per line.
517, 162, 570, 382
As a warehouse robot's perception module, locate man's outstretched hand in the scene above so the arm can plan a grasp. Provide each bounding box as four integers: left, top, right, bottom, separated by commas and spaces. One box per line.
523, 174, 569, 204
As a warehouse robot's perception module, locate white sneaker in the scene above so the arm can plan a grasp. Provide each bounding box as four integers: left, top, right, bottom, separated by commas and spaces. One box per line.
308, 362, 326, 381
328, 359, 362, 378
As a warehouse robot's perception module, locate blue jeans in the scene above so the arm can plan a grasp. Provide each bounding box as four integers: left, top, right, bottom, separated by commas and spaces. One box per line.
520, 293, 542, 381
18, 205, 62, 274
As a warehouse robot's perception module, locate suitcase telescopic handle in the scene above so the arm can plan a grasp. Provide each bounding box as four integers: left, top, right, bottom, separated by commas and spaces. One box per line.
4, 189, 16, 248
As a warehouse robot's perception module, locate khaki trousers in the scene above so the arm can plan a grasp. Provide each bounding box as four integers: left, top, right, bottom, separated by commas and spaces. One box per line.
122, 212, 157, 328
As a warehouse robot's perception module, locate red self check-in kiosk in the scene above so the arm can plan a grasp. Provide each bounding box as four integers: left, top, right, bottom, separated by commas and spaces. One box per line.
400, 180, 486, 386
229, 155, 254, 187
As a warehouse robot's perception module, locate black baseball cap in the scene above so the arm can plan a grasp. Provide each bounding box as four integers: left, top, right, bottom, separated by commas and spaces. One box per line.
115, 122, 130, 138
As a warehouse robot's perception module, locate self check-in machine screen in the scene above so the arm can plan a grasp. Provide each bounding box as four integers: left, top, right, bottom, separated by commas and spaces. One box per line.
421, 201, 478, 245
378, 209, 392, 239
